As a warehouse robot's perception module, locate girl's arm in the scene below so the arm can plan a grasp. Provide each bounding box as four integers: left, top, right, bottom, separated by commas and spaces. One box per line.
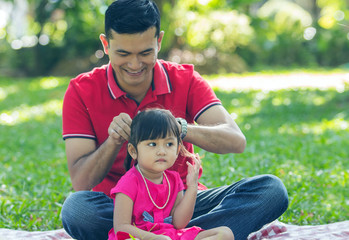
114, 193, 171, 240
171, 155, 201, 229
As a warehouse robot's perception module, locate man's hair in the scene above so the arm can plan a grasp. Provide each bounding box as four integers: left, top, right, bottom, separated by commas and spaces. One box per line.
105, 0, 160, 40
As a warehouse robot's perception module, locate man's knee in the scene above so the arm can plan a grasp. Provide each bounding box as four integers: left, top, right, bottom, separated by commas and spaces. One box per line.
61, 191, 113, 239
62, 191, 112, 227
61, 191, 91, 226
261, 174, 289, 213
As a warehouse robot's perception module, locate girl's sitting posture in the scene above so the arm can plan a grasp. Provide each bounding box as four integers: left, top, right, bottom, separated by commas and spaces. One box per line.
108, 109, 234, 240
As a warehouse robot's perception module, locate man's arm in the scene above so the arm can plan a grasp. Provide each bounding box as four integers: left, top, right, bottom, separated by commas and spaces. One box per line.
185, 105, 246, 154
65, 113, 132, 191
65, 137, 119, 191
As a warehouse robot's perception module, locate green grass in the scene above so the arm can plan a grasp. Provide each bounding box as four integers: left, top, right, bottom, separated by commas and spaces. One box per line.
0, 73, 348, 230
0, 77, 70, 230
200, 86, 349, 225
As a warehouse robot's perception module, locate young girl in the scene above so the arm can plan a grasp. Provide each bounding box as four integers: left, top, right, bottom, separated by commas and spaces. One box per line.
108, 109, 234, 240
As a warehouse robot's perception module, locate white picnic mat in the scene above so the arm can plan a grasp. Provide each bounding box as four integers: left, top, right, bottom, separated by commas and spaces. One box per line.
1, 220, 349, 240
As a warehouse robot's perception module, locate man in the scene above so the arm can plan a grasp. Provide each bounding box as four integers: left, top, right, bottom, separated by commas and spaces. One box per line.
61, 1, 288, 239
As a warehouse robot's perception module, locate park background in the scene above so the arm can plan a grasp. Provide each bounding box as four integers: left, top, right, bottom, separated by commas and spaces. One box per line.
0, 0, 348, 232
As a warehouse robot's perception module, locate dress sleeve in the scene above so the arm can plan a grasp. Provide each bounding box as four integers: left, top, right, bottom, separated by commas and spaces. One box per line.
110, 172, 139, 201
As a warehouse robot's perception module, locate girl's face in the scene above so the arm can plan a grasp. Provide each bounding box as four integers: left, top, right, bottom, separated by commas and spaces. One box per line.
128, 133, 180, 178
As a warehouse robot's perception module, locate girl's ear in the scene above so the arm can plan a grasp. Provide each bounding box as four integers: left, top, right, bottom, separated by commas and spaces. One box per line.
128, 143, 138, 160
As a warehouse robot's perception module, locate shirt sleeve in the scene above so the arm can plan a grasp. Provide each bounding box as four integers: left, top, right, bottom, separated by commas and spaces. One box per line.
187, 70, 222, 121
62, 81, 96, 140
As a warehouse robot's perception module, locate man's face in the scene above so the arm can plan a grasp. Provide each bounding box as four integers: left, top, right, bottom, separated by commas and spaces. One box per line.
100, 27, 163, 91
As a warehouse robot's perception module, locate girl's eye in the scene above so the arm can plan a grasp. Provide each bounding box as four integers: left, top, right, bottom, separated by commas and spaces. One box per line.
148, 142, 156, 147
167, 142, 174, 147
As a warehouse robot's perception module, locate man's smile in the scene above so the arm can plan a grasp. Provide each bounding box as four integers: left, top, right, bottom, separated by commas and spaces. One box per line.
124, 68, 146, 76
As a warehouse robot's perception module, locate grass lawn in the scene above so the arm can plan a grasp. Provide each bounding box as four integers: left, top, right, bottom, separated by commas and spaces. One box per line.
0, 73, 348, 230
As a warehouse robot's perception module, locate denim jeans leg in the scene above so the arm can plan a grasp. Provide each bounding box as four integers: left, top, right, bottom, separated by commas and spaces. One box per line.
61, 191, 114, 240
188, 174, 289, 240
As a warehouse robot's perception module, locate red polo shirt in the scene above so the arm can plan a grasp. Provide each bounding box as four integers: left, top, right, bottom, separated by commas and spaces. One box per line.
62, 60, 221, 196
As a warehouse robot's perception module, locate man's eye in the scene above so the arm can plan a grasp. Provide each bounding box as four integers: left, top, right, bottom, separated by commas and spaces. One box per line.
116, 51, 129, 57
141, 52, 151, 56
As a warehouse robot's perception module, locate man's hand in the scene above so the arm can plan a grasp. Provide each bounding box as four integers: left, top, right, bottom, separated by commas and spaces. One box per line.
108, 113, 132, 145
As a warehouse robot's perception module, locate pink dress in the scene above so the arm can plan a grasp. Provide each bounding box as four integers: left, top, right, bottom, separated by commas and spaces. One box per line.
108, 166, 203, 240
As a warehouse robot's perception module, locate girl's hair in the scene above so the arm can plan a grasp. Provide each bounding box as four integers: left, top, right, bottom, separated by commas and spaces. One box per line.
124, 108, 187, 170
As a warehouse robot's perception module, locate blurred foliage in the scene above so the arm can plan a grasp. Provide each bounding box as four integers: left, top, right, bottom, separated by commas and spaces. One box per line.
0, 0, 111, 76
238, 0, 349, 69
0, 0, 349, 76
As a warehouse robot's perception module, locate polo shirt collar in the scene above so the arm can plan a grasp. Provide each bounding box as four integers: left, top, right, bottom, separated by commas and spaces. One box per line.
107, 60, 172, 100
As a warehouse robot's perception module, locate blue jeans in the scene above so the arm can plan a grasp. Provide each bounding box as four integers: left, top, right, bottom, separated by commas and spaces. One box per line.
61, 174, 288, 240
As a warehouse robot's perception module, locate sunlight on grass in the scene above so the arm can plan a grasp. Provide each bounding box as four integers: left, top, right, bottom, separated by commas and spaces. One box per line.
271, 92, 338, 107
0, 85, 19, 101
0, 99, 62, 125
0, 87, 6, 100
37, 77, 60, 90
228, 90, 270, 116
278, 117, 349, 135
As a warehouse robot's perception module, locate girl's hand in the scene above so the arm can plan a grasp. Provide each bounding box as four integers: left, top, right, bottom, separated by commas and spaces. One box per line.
186, 153, 201, 188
